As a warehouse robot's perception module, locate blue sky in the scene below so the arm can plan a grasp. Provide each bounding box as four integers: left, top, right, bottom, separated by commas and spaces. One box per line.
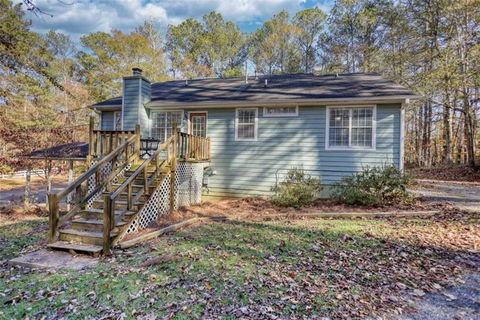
19, 0, 333, 40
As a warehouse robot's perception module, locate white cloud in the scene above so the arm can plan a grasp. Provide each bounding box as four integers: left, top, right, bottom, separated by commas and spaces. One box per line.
17, 0, 323, 41
158, 0, 304, 22
16, 0, 168, 38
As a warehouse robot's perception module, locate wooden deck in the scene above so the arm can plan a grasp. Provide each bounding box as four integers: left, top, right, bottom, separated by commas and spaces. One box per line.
47, 119, 211, 255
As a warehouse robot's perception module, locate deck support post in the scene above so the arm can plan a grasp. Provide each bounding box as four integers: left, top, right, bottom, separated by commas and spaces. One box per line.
87, 116, 95, 166
102, 195, 112, 255
66, 160, 74, 211
48, 193, 59, 243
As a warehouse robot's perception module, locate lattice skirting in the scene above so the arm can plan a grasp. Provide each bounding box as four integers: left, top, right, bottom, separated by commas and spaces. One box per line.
118, 162, 205, 240
175, 162, 205, 208
122, 175, 171, 235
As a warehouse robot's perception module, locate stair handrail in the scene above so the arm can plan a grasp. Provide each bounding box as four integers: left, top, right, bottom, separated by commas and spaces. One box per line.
102, 134, 177, 254
47, 133, 140, 243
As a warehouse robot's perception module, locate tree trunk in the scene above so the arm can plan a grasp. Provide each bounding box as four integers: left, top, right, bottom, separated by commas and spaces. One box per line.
46, 160, 52, 205
24, 166, 31, 207
463, 98, 476, 167
443, 91, 453, 165
421, 101, 433, 167
417, 105, 423, 166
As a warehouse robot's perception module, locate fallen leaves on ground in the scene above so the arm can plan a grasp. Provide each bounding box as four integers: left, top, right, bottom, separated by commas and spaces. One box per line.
140, 254, 179, 268
409, 165, 480, 182
1, 205, 478, 319
174, 197, 433, 221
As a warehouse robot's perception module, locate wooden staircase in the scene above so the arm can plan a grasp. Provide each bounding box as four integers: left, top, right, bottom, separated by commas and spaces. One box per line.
46, 123, 211, 256
48, 163, 168, 255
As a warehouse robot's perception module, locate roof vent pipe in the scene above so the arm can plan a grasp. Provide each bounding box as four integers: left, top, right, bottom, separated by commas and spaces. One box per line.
132, 67, 143, 76
264, 79, 268, 88
185, 79, 188, 86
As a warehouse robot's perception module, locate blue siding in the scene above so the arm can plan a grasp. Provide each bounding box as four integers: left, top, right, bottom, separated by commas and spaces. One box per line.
122, 78, 140, 131
139, 79, 151, 137
187, 104, 401, 196
122, 77, 151, 136
101, 111, 114, 130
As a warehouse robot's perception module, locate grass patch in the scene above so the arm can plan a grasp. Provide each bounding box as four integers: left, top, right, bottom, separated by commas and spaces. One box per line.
0, 217, 46, 260
0, 212, 478, 319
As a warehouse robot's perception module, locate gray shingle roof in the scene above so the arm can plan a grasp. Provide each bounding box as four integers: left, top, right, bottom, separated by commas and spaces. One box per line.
92, 73, 419, 108
93, 97, 122, 108
26, 142, 88, 160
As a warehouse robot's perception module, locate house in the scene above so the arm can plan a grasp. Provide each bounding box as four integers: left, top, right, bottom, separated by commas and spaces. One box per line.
91, 68, 419, 197
44, 69, 418, 255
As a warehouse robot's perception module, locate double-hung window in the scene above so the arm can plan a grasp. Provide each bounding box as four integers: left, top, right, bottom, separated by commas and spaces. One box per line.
235, 108, 258, 141
326, 106, 376, 150
151, 111, 183, 142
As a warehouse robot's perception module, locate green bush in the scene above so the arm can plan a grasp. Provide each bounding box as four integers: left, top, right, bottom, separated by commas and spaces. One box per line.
271, 168, 322, 207
332, 164, 412, 206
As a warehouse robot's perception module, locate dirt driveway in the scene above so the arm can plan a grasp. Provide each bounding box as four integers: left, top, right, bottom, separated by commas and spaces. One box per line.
0, 176, 68, 207
401, 179, 480, 319
412, 179, 480, 213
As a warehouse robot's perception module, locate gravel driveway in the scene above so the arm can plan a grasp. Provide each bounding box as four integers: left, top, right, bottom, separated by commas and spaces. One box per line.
0, 179, 67, 207
400, 179, 480, 319
397, 272, 480, 320
412, 179, 480, 213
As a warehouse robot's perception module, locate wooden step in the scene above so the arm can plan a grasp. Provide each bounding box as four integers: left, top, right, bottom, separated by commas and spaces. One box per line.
115, 178, 148, 186
92, 199, 145, 209
110, 184, 152, 195
102, 191, 147, 201
78, 208, 136, 220
47, 241, 103, 255
59, 229, 118, 246
115, 172, 168, 187
111, 183, 145, 191
123, 167, 169, 178
72, 218, 127, 232
124, 170, 155, 177
128, 163, 159, 171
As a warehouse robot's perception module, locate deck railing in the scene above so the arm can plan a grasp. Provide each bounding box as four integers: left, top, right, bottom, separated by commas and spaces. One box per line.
87, 116, 139, 159
177, 132, 211, 161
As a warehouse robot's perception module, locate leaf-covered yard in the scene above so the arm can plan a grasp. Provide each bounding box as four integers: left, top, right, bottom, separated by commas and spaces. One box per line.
1, 207, 478, 319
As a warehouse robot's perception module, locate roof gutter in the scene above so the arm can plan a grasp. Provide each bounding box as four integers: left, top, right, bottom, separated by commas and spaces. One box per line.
146, 95, 421, 109
89, 104, 122, 111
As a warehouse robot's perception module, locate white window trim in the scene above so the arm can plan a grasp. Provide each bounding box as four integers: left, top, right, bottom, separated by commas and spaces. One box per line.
187, 111, 208, 136
235, 108, 258, 141
149, 109, 184, 139
263, 105, 299, 117
325, 105, 377, 151
113, 111, 122, 130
